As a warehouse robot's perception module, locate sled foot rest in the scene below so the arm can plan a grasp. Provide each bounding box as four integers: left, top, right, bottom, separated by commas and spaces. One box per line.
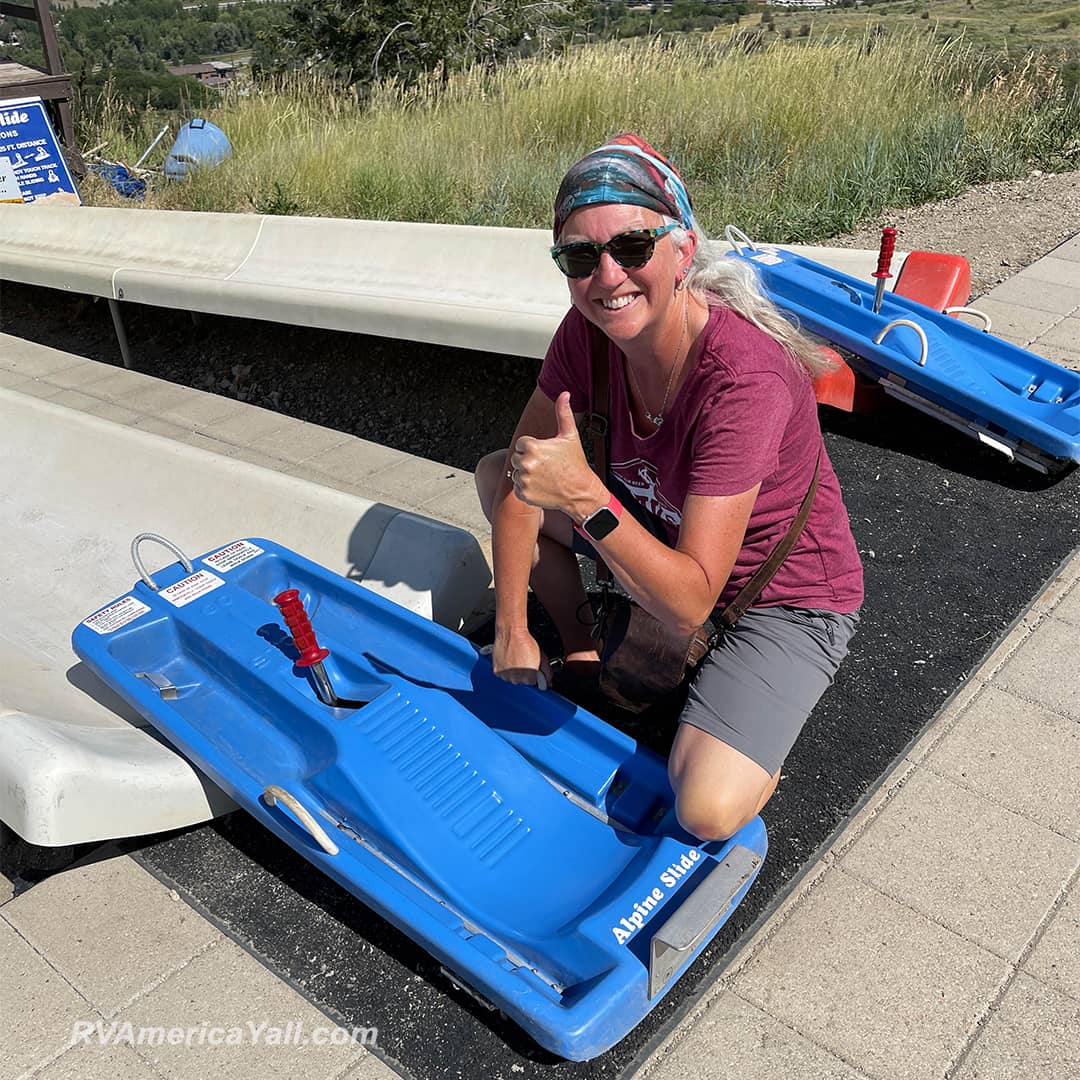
895, 251, 971, 312
648, 844, 761, 998
813, 348, 886, 414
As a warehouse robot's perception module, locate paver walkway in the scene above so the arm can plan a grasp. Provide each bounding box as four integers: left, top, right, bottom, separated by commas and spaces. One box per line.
2, 237, 1079, 1080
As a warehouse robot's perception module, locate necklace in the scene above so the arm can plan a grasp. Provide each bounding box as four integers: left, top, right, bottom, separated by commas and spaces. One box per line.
625, 293, 689, 428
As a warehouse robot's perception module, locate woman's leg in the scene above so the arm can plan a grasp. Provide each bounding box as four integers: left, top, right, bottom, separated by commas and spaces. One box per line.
669, 605, 859, 841
475, 450, 598, 660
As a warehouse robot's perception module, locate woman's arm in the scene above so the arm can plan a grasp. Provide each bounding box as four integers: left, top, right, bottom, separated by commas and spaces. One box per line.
513, 391, 759, 635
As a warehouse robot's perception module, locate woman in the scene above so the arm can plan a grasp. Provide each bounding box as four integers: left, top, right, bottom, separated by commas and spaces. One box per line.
475, 134, 863, 842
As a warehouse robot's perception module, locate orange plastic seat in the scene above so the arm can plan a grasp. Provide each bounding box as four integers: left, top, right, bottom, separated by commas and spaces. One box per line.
813, 347, 885, 413
894, 251, 971, 312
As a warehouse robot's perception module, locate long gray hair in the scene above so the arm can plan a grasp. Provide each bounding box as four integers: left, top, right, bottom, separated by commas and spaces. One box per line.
671, 223, 833, 379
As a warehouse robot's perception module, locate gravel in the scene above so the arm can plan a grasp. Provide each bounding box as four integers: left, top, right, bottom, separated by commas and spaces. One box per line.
3, 167, 1079, 469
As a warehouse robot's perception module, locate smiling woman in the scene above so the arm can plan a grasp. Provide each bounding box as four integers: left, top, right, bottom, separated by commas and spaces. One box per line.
474, 134, 864, 843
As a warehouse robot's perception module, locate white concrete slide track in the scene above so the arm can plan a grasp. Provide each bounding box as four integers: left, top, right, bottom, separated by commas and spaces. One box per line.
0, 387, 490, 848
0, 204, 902, 362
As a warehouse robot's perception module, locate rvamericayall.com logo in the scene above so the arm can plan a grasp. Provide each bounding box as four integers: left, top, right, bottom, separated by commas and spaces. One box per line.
70, 1019, 378, 1049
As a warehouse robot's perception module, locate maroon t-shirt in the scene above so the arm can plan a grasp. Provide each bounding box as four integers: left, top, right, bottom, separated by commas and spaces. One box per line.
538, 304, 864, 613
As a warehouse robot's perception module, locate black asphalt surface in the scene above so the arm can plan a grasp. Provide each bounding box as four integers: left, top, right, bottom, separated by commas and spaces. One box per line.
133, 400, 1080, 1080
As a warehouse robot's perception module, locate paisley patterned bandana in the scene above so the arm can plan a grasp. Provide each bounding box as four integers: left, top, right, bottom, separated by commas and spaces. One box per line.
552, 133, 695, 240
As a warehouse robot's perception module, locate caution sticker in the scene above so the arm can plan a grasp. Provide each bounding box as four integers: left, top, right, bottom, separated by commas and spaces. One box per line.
83, 595, 151, 635
203, 539, 264, 573
161, 570, 225, 607
751, 252, 784, 266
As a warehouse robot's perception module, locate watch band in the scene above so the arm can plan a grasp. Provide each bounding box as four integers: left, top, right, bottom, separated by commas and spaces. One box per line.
574, 493, 623, 540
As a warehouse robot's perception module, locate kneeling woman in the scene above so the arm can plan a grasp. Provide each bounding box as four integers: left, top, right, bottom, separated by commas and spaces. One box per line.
475, 135, 863, 842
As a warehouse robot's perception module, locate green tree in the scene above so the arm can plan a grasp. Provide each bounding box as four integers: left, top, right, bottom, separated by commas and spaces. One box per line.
262, 0, 586, 88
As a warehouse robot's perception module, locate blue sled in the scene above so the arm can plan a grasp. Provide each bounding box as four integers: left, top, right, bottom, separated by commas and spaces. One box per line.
72, 537, 767, 1060
728, 245, 1080, 472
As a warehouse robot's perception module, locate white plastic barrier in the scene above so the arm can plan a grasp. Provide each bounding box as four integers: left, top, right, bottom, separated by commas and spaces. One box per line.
0, 388, 491, 847
0, 205, 903, 359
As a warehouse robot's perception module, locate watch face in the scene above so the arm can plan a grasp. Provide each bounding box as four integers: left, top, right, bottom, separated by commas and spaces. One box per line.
583, 507, 620, 542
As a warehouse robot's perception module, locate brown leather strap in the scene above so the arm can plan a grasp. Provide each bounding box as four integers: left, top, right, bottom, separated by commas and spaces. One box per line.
586, 324, 614, 588
718, 450, 821, 628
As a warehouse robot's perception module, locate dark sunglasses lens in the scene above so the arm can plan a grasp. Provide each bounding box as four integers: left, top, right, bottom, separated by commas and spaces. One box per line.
608, 234, 655, 267
556, 244, 601, 278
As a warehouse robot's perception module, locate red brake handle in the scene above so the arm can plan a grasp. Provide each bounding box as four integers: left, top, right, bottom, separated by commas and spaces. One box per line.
273, 589, 330, 667
873, 227, 898, 280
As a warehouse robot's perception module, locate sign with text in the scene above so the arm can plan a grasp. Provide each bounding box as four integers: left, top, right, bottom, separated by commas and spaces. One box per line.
0, 96, 80, 204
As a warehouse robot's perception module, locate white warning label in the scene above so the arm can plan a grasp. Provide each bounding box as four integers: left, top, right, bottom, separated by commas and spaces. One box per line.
83, 595, 151, 635
161, 570, 225, 607
203, 539, 264, 573
751, 252, 784, 266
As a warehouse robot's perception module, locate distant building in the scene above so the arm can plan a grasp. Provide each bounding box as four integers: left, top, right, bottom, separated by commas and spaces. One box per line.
766, 0, 828, 7
166, 61, 235, 89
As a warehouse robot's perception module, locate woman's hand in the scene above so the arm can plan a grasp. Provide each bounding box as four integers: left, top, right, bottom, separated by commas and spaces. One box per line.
491, 626, 553, 691
510, 391, 600, 517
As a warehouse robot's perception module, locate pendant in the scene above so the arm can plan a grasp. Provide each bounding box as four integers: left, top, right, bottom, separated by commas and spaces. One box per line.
646, 412, 664, 427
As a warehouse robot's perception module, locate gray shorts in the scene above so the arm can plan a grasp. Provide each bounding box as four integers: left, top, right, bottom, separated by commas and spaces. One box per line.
681, 605, 859, 777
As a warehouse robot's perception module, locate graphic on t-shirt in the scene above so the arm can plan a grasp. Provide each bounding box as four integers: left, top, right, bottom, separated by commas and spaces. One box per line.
612, 457, 681, 526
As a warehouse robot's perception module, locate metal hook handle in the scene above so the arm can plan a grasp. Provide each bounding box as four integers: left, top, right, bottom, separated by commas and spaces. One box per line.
945, 306, 992, 333
263, 786, 339, 855
723, 225, 758, 255
874, 319, 929, 367
131, 533, 194, 591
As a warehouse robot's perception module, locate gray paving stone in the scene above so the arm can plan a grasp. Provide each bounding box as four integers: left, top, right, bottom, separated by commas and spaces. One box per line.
34, 1042, 162, 1080
195, 402, 292, 444
0, 335, 83, 377
79, 368, 152, 403
953, 972, 1080, 1080
0, 367, 30, 389
987, 274, 1079, 316
1049, 579, 1080, 626
3, 854, 220, 1017
80, 399, 142, 425
112, 377, 196, 418
1021, 255, 1080, 290
1023, 886, 1080, 1001
131, 415, 191, 441
43, 359, 121, 391
113, 938, 368, 1080
1034, 341, 1080, 369
0, 917, 95, 1080
644, 990, 870, 1080
1051, 235, 1080, 263
1035, 316, 1080, 352
248, 420, 351, 464
10, 376, 65, 400
338, 1052, 402, 1079
969, 299, 1061, 346
368, 455, 467, 507
732, 870, 1009, 1080
994, 616, 1080, 720
922, 684, 1080, 841
49, 388, 109, 412
157, 388, 247, 430
838, 768, 1078, 958
304, 437, 409, 483
419, 476, 492, 536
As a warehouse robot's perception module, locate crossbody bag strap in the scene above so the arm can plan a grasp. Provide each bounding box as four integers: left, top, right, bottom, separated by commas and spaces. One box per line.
718, 449, 822, 629
586, 323, 613, 587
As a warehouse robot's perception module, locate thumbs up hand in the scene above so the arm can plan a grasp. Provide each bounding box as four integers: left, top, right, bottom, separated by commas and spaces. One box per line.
510, 392, 599, 514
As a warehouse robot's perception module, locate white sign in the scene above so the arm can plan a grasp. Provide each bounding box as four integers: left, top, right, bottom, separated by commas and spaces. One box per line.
203, 539, 263, 572
83, 595, 151, 635
0, 156, 21, 202
161, 570, 225, 607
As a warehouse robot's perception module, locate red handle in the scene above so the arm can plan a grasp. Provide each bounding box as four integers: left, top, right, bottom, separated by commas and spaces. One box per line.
273, 589, 330, 667
873, 227, 898, 280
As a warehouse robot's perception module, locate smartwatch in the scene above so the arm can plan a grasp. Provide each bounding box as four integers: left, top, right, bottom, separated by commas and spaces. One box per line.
575, 494, 623, 543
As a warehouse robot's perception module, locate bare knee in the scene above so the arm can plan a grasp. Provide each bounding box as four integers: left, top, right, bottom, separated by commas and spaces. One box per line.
674, 788, 757, 842
474, 449, 509, 524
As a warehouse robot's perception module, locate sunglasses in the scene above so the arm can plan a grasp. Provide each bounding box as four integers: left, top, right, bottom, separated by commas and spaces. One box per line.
550, 223, 678, 279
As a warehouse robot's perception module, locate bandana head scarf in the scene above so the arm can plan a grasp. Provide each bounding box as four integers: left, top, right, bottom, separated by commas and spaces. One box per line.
552, 133, 695, 240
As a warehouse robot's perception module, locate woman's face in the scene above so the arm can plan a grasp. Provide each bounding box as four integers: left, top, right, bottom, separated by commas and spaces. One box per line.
557, 203, 694, 349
